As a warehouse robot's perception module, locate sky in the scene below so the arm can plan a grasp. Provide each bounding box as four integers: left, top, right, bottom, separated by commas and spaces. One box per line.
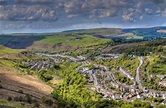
0, 0, 166, 33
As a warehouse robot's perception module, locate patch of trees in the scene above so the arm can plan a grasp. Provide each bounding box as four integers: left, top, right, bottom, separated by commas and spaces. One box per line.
54, 64, 61, 70
146, 97, 164, 103
52, 63, 153, 108
109, 39, 166, 56
115, 72, 134, 85
52, 63, 102, 107
41, 96, 54, 107
38, 70, 53, 82
155, 105, 166, 108
143, 77, 166, 91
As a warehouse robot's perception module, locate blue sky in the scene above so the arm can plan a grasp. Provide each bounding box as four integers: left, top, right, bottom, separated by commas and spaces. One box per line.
0, 0, 166, 33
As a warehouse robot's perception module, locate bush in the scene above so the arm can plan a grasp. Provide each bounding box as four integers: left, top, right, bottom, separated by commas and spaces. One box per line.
18, 90, 23, 94
34, 102, 40, 107
14, 97, 19, 101
41, 96, 46, 103
25, 94, 32, 104
38, 70, 53, 82
54, 65, 61, 70
7, 96, 12, 101
155, 105, 166, 108
45, 99, 53, 106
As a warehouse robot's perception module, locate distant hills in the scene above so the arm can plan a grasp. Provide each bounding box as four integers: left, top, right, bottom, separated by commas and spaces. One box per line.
63, 26, 166, 40
0, 26, 166, 49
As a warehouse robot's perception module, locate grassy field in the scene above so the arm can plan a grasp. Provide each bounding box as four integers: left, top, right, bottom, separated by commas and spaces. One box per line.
0, 45, 22, 56
119, 33, 143, 40
114, 72, 134, 85
0, 99, 26, 108
27, 34, 112, 54
148, 55, 166, 75
41, 34, 111, 46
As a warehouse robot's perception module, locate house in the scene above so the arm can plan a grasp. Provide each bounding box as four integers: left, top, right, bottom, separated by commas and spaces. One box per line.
157, 75, 166, 80
159, 81, 166, 87
143, 87, 149, 93
87, 69, 95, 74
137, 95, 144, 99
162, 94, 166, 99
122, 86, 130, 92
112, 94, 122, 100
130, 87, 136, 93
89, 74, 94, 83
77, 67, 83, 72
161, 100, 166, 105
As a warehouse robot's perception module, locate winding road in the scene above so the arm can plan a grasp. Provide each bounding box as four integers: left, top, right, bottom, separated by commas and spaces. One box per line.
136, 57, 144, 90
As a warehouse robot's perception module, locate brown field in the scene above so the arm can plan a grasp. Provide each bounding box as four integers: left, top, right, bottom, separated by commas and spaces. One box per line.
0, 62, 54, 107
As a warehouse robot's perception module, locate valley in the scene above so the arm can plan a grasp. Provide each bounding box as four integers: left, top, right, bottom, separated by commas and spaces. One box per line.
0, 28, 166, 108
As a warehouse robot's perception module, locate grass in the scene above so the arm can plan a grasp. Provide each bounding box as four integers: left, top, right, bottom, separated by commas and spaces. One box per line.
148, 55, 166, 75
119, 33, 143, 40
0, 98, 26, 108
94, 56, 139, 77
0, 59, 21, 75
42, 35, 111, 46
40, 34, 111, 54
141, 57, 151, 81
0, 45, 22, 56
122, 57, 139, 77
114, 72, 134, 85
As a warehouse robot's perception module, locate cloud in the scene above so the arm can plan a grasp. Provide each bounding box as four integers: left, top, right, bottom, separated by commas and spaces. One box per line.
15, 0, 54, 5
0, 0, 7, 5
0, 4, 57, 21
63, 0, 129, 18
0, 0, 166, 23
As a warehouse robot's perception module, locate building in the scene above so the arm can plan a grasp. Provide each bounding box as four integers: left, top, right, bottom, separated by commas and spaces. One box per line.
161, 100, 166, 105
159, 81, 166, 87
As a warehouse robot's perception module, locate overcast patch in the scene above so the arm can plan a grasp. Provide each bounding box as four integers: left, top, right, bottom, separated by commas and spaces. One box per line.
0, 0, 166, 32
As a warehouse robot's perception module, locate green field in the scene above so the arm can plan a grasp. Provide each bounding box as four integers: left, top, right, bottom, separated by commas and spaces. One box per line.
0, 45, 22, 56
0, 99, 26, 108
42, 35, 111, 46
38, 34, 112, 54
148, 55, 166, 75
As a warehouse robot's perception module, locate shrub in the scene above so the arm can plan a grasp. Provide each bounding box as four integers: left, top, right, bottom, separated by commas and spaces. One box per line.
14, 97, 19, 101
34, 102, 40, 107
25, 94, 32, 104
18, 90, 23, 94
45, 99, 53, 106
7, 96, 12, 101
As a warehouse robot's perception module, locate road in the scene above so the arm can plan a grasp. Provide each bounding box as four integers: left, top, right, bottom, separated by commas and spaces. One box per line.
136, 57, 144, 90
37, 53, 79, 62
119, 67, 135, 81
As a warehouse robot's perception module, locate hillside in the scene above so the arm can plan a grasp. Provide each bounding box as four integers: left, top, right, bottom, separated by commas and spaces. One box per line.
0, 28, 166, 108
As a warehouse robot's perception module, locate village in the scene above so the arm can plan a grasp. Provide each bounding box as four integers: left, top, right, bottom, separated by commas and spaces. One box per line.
19, 52, 166, 106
